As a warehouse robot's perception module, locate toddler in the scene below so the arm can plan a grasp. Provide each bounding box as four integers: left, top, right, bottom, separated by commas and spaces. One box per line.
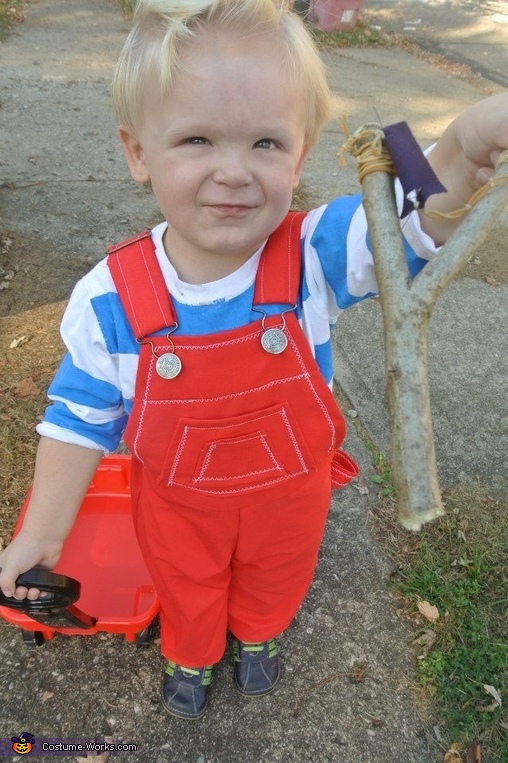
0, 0, 507, 720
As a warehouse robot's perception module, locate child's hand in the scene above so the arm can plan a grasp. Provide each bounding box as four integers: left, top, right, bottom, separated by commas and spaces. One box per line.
0, 531, 63, 600
453, 91, 508, 188
0, 438, 102, 601
422, 91, 508, 244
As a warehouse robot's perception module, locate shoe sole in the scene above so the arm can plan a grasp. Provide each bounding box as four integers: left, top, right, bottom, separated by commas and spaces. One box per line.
160, 691, 208, 720
233, 672, 281, 697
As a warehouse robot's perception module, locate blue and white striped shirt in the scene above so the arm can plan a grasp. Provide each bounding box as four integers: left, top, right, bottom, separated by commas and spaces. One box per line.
38, 194, 437, 453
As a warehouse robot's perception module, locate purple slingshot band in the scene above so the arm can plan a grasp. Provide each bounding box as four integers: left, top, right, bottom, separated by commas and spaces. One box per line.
383, 121, 447, 217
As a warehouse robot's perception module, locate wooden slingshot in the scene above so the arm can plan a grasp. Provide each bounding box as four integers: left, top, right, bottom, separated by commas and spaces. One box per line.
341, 125, 508, 531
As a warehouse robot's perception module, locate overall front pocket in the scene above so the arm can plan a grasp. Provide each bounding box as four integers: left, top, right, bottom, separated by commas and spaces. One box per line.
160, 403, 317, 495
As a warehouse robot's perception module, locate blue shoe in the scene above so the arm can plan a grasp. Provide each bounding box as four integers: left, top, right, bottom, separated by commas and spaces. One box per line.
161, 662, 213, 720
233, 638, 280, 696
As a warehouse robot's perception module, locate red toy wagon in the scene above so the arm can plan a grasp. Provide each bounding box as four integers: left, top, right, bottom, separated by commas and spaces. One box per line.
0, 455, 159, 648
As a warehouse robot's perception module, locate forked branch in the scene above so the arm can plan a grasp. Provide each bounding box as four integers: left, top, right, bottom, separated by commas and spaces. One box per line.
344, 127, 508, 530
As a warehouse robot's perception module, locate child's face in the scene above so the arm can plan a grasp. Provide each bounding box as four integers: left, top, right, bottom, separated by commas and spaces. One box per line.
120, 29, 310, 283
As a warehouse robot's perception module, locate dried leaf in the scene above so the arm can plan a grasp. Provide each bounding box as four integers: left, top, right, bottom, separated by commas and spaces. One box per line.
0, 235, 12, 254
14, 377, 40, 398
477, 701, 500, 713
477, 683, 502, 712
413, 629, 437, 657
433, 725, 444, 743
9, 335, 29, 349
483, 684, 502, 706
444, 742, 463, 762
41, 690, 54, 702
485, 276, 500, 287
465, 738, 481, 763
417, 600, 440, 622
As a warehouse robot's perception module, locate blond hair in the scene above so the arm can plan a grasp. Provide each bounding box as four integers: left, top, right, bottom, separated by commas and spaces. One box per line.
111, 0, 333, 144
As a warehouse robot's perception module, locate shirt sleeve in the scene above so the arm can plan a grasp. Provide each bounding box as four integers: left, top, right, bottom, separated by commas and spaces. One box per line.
304, 181, 439, 319
36, 273, 129, 453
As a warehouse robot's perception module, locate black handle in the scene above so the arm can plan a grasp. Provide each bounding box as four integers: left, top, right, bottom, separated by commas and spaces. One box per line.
0, 567, 97, 630
0, 567, 80, 611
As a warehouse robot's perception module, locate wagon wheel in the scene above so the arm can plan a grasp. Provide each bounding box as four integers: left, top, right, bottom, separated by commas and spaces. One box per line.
135, 617, 159, 649
21, 629, 46, 648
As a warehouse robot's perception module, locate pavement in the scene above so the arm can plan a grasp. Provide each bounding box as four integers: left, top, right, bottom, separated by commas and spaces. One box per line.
362, 0, 508, 89
0, 1, 506, 762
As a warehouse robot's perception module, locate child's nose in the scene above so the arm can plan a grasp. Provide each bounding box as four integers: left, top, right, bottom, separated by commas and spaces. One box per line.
213, 150, 252, 187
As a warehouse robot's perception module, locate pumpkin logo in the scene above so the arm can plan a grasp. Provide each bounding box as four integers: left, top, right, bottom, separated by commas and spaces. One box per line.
11, 732, 35, 755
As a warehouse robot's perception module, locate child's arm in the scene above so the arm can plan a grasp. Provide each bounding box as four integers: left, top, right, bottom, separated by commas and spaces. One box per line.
419, 92, 508, 246
0, 437, 102, 599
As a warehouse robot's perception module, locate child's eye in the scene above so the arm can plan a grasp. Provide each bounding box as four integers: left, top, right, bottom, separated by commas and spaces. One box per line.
254, 138, 277, 150
186, 137, 209, 145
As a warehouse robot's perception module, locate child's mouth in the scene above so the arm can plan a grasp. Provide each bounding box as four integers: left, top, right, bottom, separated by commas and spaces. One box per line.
208, 204, 253, 217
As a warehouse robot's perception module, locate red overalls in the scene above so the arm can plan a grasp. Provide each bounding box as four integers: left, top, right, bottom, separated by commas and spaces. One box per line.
108, 212, 358, 666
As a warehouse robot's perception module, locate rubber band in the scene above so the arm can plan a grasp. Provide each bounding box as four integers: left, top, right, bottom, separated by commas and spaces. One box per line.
424, 149, 508, 220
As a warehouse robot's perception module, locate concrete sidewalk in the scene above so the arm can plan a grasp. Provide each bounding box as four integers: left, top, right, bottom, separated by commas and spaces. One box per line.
362, 0, 508, 89
0, 2, 506, 762
306, 43, 508, 495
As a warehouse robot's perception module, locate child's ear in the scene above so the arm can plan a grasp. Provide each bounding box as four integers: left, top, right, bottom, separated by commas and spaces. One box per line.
119, 129, 150, 184
293, 144, 312, 188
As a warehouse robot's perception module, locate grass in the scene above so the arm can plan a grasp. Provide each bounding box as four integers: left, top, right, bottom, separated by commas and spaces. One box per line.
309, 18, 385, 49
365, 440, 396, 497
0, 303, 66, 544
0, 0, 25, 40
369, 480, 508, 762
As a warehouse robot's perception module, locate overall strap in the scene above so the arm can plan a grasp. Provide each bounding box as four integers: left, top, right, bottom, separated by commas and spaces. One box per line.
107, 211, 306, 340
107, 231, 177, 340
253, 211, 306, 307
